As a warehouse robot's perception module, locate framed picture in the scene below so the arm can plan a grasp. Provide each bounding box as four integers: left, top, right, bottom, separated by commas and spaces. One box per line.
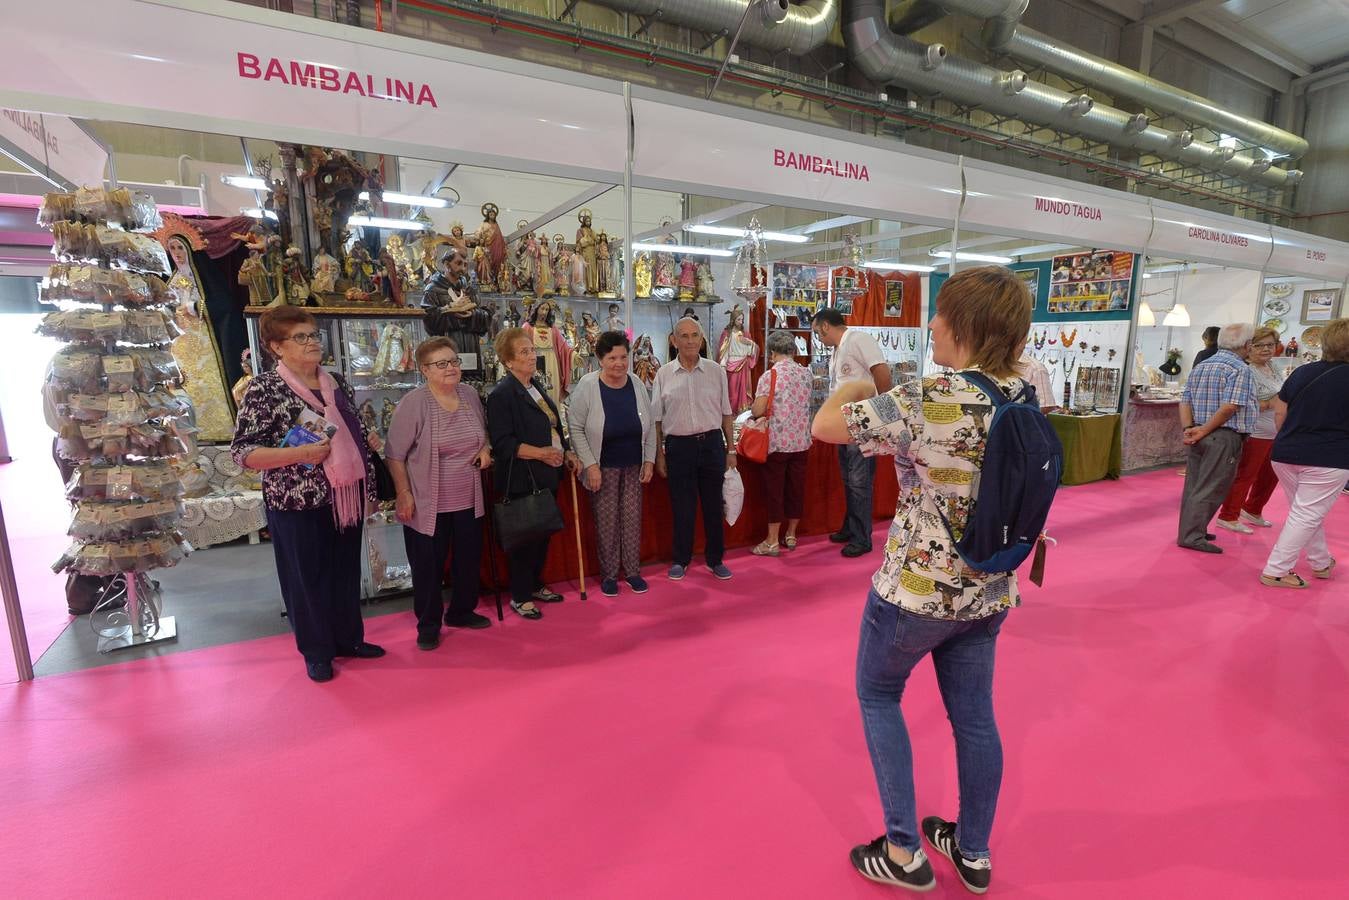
1014, 268, 1039, 308
884, 280, 904, 319
1301, 288, 1340, 323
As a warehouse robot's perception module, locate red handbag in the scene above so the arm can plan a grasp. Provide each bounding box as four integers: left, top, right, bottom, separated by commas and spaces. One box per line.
735, 369, 775, 464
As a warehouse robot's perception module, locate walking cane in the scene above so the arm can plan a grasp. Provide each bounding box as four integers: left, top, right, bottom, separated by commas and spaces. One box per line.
570, 471, 587, 601
481, 468, 504, 621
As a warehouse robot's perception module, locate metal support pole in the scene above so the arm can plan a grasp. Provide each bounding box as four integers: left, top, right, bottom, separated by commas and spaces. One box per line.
623, 82, 635, 346
0, 500, 35, 682
707, 3, 755, 101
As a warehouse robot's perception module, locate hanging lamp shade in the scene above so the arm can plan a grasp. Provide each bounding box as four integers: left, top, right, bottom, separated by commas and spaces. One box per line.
1163, 304, 1191, 327
1137, 301, 1156, 327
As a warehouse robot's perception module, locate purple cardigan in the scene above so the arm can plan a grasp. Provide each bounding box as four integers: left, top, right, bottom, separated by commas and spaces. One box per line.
384, 384, 487, 536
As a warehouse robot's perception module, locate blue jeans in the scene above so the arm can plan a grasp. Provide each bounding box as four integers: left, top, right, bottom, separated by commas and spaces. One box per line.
855, 589, 1008, 858
837, 443, 875, 549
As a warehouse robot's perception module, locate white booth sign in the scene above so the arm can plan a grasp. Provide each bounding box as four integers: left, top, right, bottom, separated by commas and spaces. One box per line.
1267, 226, 1349, 281
631, 97, 961, 225
0, 109, 107, 189
0, 0, 628, 182
1149, 202, 1274, 269
960, 165, 1154, 250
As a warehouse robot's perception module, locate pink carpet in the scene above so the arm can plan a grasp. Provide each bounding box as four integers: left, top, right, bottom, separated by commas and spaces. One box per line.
1, 468, 1346, 898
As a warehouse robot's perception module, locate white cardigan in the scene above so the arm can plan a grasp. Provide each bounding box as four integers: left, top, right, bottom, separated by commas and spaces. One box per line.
565, 371, 658, 470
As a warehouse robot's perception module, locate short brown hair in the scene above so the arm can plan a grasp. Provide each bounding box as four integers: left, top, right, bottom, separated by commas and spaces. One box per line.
935, 266, 1032, 377
1252, 326, 1278, 347
494, 327, 530, 364
1321, 317, 1349, 363
259, 306, 317, 356
414, 336, 458, 366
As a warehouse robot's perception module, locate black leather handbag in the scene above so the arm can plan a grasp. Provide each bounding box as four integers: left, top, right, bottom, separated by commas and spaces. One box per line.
491, 457, 563, 552
368, 449, 397, 502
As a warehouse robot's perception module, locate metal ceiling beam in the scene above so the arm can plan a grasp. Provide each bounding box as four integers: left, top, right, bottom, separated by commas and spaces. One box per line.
505, 183, 616, 243
408, 162, 457, 220
1161, 20, 1296, 92
1140, 0, 1223, 27
632, 201, 766, 242
1189, 10, 1313, 78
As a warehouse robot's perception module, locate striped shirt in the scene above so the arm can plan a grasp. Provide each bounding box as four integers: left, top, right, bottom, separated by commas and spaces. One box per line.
1181, 349, 1258, 434
433, 404, 484, 515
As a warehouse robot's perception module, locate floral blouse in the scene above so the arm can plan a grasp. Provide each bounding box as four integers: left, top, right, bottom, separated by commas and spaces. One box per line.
842, 371, 1022, 620
755, 360, 813, 454
231, 369, 376, 512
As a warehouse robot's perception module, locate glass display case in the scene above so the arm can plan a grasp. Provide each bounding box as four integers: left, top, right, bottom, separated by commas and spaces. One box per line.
244, 306, 428, 599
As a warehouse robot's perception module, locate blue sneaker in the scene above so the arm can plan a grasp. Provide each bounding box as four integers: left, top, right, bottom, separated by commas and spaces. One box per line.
708, 563, 732, 580
667, 564, 686, 580
600, 578, 619, 597
626, 575, 649, 594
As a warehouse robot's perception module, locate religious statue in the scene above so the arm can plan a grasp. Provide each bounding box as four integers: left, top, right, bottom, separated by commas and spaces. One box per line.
552, 234, 571, 297
569, 237, 588, 297
282, 247, 311, 305
677, 255, 698, 301
512, 222, 536, 296
310, 249, 339, 294
261, 234, 287, 304
563, 307, 588, 375
633, 251, 652, 298
527, 299, 572, 405
717, 305, 758, 414
346, 242, 376, 295
448, 223, 469, 258
605, 302, 624, 333
503, 299, 522, 330
232, 349, 254, 411
535, 231, 554, 297
696, 260, 715, 300
385, 233, 417, 294
596, 232, 612, 296
160, 228, 234, 441
575, 208, 599, 295
238, 250, 276, 307
470, 202, 508, 294
653, 227, 677, 292
632, 334, 659, 389
581, 311, 601, 358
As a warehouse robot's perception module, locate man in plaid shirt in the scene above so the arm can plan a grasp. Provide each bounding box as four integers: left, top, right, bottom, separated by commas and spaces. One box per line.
1177, 323, 1259, 552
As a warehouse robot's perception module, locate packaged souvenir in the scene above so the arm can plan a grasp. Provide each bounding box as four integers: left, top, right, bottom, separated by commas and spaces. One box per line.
102, 355, 137, 393
48, 348, 103, 392
37, 192, 76, 227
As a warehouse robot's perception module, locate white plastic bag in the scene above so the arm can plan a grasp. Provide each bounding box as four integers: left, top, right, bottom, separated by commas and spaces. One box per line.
723, 467, 744, 526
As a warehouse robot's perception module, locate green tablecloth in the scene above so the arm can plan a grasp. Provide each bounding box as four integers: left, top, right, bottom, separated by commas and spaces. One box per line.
1048, 413, 1123, 485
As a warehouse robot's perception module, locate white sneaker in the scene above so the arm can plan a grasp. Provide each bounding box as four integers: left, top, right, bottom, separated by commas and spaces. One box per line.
1216, 518, 1254, 534
1240, 510, 1273, 528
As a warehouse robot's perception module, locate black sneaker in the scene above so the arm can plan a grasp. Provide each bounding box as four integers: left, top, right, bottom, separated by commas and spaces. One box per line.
829, 530, 851, 544
445, 612, 492, 629
849, 836, 935, 892
922, 817, 991, 894
416, 633, 440, 651
601, 578, 620, 597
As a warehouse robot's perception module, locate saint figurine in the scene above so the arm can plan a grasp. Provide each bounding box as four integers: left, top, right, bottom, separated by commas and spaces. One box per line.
596, 232, 612, 296
552, 234, 571, 297
162, 231, 234, 441
470, 203, 507, 294
346, 242, 376, 295
717, 305, 758, 414
677, 255, 698, 300
569, 238, 588, 297
238, 250, 273, 307
575, 208, 599, 295
262, 234, 287, 304
310, 249, 339, 294
513, 222, 537, 296
633, 251, 653, 298
605, 302, 624, 333
653, 229, 677, 290
527, 299, 572, 405
632, 334, 659, 388
534, 231, 554, 297
696, 260, 715, 300
581, 311, 601, 357
283, 247, 311, 305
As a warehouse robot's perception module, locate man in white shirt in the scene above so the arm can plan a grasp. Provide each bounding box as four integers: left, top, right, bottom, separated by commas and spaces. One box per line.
652, 316, 737, 581
812, 308, 892, 557
1016, 348, 1059, 412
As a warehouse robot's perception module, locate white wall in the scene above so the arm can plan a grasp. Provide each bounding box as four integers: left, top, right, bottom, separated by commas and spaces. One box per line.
1135, 268, 1262, 378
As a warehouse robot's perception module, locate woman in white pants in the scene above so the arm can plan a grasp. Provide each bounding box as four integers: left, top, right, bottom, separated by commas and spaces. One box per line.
1260, 317, 1349, 589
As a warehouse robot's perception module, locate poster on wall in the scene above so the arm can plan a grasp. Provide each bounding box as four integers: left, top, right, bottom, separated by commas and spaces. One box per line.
1015, 269, 1040, 309
1301, 288, 1340, 323
1048, 250, 1134, 313
771, 263, 829, 310
884, 280, 905, 319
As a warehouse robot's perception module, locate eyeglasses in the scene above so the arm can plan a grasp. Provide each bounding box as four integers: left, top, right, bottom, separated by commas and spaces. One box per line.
424, 358, 462, 370
1251, 342, 1276, 349
286, 331, 323, 345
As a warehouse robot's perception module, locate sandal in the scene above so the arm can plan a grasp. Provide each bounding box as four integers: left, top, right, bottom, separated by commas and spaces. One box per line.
511, 600, 543, 619
1259, 573, 1308, 589
751, 540, 780, 557
783, 535, 798, 551
1312, 559, 1336, 580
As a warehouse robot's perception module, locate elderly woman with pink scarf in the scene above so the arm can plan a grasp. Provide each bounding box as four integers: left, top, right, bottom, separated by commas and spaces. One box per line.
232, 306, 385, 683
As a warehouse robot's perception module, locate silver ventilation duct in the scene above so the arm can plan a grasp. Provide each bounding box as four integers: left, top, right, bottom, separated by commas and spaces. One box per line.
844, 0, 1301, 189
587, 0, 838, 56
932, 0, 1309, 160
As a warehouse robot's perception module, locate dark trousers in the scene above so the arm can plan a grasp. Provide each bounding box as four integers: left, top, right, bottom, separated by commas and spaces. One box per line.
505, 488, 557, 605
266, 506, 365, 664
838, 442, 876, 549
404, 509, 483, 637
1178, 429, 1246, 546
761, 450, 808, 523
665, 430, 726, 568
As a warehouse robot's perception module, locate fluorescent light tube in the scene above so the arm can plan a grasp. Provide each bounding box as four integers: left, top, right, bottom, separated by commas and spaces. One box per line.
686, 224, 809, 243
222, 175, 268, 191
242, 208, 278, 221
930, 251, 1014, 264
347, 215, 427, 231
359, 190, 450, 209
863, 261, 936, 273
631, 242, 734, 257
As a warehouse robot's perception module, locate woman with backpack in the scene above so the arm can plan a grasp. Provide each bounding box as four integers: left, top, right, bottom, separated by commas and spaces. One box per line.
813, 266, 1041, 894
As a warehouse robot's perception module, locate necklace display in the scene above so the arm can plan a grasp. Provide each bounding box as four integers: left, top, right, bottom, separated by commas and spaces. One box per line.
1032, 328, 1047, 350
1060, 327, 1078, 347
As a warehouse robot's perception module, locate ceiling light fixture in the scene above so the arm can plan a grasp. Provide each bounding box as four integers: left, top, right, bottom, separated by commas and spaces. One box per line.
1162, 303, 1191, 328
221, 174, 269, 191
359, 190, 451, 209
686, 224, 809, 243
347, 215, 428, 231
863, 261, 936, 273
1137, 301, 1156, 327
930, 250, 1014, 264
631, 242, 734, 258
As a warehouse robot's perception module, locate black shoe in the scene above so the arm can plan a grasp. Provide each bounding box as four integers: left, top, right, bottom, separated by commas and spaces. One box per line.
1179, 540, 1223, 554
416, 633, 440, 651
532, 587, 564, 603
1206, 532, 1217, 540
842, 543, 871, 558
849, 836, 935, 892
601, 578, 620, 597
829, 531, 851, 544
306, 660, 334, 682
922, 817, 991, 895
445, 612, 492, 629
335, 642, 386, 658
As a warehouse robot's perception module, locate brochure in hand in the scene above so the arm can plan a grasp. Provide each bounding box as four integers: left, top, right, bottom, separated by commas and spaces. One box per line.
282, 408, 337, 468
